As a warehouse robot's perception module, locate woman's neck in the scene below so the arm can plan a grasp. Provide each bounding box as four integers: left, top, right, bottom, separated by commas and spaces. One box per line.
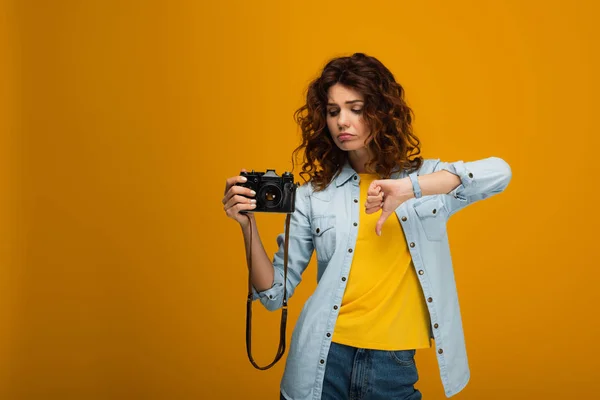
347, 148, 371, 173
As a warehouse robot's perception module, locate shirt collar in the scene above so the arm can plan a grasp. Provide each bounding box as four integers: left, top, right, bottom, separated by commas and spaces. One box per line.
334, 160, 357, 187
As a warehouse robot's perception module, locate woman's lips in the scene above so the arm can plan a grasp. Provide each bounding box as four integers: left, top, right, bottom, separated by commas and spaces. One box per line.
338, 134, 353, 141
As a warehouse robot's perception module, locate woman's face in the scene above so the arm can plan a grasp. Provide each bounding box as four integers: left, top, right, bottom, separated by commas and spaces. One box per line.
326, 83, 370, 152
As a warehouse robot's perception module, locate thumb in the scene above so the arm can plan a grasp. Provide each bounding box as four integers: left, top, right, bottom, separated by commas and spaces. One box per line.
376, 209, 393, 236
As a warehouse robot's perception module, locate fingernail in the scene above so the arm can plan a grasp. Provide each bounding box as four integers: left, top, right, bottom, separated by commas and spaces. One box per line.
250, 204, 256, 208
241, 177, 247, 182
250, 199, 257, 204
250, 190, 256, 195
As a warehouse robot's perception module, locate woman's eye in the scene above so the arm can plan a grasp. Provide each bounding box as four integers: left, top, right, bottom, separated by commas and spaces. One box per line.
328, 109, 362, 117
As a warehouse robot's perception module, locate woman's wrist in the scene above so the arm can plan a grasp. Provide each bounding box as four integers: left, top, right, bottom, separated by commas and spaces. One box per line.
239, 213, 255, 232
390, 177, 415, 201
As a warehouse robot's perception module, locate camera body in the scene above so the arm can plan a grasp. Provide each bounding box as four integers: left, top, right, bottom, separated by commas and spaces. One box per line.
236, 169, 296, 214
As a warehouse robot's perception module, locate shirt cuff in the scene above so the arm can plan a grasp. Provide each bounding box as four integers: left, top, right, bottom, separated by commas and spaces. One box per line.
408, 171, 422, 199
441, 161, 475, 202
251, 282, 283, 301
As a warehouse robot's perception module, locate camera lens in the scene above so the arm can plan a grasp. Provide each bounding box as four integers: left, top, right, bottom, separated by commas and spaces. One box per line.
258, 184, 282, 209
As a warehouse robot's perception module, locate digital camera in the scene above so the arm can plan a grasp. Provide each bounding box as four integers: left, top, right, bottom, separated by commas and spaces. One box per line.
236, 169, 296, 214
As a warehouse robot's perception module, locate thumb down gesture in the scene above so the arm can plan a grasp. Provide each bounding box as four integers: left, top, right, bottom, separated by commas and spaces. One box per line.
365, 177, 415, 236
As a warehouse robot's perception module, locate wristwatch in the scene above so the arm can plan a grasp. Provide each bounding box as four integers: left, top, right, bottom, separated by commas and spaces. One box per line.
408, 172, 422, 199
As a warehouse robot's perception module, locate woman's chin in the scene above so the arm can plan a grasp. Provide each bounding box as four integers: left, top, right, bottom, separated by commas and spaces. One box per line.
334, 141, 359, 151
335, 140, 358, 151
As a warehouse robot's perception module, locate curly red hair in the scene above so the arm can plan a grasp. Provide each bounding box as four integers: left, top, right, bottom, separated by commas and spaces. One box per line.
291, 53, 423, 191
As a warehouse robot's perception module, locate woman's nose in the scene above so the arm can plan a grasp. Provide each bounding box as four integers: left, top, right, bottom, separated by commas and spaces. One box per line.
338, 111, 349, 128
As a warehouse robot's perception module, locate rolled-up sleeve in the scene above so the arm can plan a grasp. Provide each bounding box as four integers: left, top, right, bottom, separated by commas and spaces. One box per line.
433, 157, 512, 216
251, 183, 314, 311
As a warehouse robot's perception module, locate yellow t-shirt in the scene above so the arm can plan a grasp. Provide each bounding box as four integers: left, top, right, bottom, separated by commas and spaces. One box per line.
331, 173, 432, 350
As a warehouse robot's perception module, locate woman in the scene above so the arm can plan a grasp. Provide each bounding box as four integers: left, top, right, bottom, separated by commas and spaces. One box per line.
222, 53, 511, 399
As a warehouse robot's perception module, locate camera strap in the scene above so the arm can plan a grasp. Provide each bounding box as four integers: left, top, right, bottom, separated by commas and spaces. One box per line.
245, 213, 290, 370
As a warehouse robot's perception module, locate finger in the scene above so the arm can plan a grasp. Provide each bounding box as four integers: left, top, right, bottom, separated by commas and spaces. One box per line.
235, 202, 257, 213
364, 202, 377, 211
372, 187, 382, 197
364, 200, 381, 211
224, 194, 256, 210
226, 202, 257, 217
366, 197, 384, 210
375, 209, 393, 236
367, 181, 382, 196
365, 204, 382, 214
365, 193, 384, 210
222, 178, 254, 204
224, 174, 249, 196
366, 193, 384, 203
225, 185, 255, 201
222, 176, 248, 200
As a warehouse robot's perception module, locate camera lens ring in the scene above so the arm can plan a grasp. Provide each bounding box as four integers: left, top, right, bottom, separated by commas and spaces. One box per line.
258, 184, 283, 209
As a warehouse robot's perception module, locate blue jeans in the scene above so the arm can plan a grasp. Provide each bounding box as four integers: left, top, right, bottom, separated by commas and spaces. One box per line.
281, 341, 422, 399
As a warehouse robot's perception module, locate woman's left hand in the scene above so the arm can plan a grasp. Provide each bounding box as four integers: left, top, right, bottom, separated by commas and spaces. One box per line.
365, 177, 414, 236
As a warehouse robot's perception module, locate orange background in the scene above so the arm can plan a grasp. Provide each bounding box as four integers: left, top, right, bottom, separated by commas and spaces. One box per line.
2, 0, 599, 399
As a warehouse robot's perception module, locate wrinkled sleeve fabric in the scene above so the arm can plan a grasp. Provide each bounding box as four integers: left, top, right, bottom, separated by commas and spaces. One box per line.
251, 183, 314, 311
431, 156, 512, 217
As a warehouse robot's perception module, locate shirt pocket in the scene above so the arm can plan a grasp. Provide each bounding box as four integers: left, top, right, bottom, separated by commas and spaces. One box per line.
413, 196, 448, 241
310, 215, 336, 263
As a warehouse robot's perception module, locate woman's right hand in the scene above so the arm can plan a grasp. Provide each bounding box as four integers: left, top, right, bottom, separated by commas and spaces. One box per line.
222, 169, 257, 228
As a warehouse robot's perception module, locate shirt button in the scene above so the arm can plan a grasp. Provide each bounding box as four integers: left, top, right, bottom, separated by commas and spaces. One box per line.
438, 348, 444, 354
418, 270, 424, 275
326, 333, 331, 337
333, 305, 338, 310
269, 295, 273, 299
409, 242, 415, 248
353, 222, 358, 226
348, 248, 353, 253
427, 297, 433, 303
341, 277, 346, 281
320, 359, 325, 364
434, 323, 439, 329
468, 173, 473, 178
354, 175, 358, 180
432, 209, 437, 214
316, 228, 320, 234
354, 199, 358, 203
401, 216, 407, 222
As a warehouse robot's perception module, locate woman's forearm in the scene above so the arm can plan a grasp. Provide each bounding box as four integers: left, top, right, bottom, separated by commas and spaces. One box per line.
240, 219, 275, 292
417, 170, 462, 197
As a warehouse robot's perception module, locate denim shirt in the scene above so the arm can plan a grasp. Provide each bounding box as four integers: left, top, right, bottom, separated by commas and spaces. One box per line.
252, 157, 512, 399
